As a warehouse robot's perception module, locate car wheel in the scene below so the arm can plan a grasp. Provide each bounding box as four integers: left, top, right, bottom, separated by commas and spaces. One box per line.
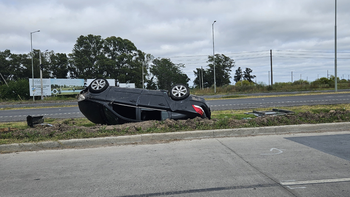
169, 84, 190, 100
89, 78, 109, 93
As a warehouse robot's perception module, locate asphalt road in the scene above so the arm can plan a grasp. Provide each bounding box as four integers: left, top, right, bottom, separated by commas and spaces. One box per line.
1, 131, 350, 196
0, 106, 85, 122
206, 92, 350, 110
0, 92, 350, 122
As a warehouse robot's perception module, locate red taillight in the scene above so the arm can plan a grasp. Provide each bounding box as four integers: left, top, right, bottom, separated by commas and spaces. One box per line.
192, 105, 204, 116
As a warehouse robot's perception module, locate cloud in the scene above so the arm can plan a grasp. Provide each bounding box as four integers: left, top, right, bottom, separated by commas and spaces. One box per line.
1, 0, 350, 85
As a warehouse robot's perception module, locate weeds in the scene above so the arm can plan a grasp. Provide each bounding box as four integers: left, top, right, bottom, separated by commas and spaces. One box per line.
1, 105, 350, 145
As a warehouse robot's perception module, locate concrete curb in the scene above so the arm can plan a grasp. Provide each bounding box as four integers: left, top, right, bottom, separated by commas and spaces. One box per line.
1, 122, 350, 153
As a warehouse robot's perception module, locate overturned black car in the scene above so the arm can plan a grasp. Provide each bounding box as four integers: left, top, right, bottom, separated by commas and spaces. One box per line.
78, 79, 211, 125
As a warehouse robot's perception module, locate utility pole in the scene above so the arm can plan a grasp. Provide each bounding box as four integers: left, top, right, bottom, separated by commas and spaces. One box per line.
201, 66, 204, 90
335, 0, 338, 92
212, 20, 217, 93
270, 49, 273, 85
30, 30, 40, 101
39, 50, 43, 100
142, 61, 144, 89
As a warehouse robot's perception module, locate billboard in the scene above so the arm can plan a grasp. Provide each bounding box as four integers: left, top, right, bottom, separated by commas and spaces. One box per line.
29, 79, 115, 96
29, 79, 52, 96
119, 83, 135, 88
50, 79, 85, 96
85, 79, 116, 87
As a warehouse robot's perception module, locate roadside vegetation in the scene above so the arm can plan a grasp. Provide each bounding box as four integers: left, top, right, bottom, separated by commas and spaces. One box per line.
1, 104, 350, 145
1, 74, 350, 145
192, 77, 350, 96
1, 76, 349, 103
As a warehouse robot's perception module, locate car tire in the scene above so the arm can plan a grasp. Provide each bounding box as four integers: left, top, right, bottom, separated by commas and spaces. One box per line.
169, 84, 190, 100
89, 78, 109, 93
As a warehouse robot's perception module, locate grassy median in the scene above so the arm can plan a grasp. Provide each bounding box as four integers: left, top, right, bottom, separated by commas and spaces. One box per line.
1, 104, 350, 145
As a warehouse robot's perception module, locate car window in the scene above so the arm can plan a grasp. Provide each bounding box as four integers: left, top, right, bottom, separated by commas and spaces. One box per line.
112, 103, 137, 120
140, 108, 169, 121
103, 106, 120, 124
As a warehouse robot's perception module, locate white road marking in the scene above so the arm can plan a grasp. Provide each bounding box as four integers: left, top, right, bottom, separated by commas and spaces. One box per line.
281, 178, 350, 186
286, 186, 306, 190
260, 148, 283, 155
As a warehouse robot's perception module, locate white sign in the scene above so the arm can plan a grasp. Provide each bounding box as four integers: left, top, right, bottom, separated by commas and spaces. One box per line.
119, 83, 135, 88
50, 79, 85, 96
29, 78, 85, 96
29, 78, 116, 96
85, 79, 115, 87
29, 79, 51, 96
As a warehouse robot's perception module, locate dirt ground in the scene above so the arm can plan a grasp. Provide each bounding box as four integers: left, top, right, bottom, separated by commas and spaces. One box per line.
21, 117, 217, 136
16, 109, 350, 137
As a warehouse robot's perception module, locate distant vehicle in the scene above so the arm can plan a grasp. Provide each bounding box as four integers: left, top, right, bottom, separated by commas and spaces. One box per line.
78, 79, 211, 125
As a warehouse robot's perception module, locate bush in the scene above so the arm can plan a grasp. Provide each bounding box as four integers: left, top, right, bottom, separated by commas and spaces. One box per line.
292, 79, 309, 86
0, 79, 30, 101
234, 80, 254, 86
311, 77, 331, 88
273, 82, 292, 89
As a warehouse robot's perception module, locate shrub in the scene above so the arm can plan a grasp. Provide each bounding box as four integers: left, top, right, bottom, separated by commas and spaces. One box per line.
292, 79, 309, 86
234, 80, 254, 86
0, 79, 30, 101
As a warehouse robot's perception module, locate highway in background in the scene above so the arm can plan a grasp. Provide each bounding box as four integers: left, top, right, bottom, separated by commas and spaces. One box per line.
0, 92, 349, 122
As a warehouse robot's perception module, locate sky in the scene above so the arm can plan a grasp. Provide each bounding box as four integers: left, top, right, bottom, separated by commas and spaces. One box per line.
1, 0, 350, 86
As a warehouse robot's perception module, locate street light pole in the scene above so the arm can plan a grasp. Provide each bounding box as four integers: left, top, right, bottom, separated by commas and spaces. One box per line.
201, 66, 204, 90
212, 20, 216, 93
335, 0, 338, 92
39, 50, 43, 100
30, 30, 40, 101
142, 62, 144, 89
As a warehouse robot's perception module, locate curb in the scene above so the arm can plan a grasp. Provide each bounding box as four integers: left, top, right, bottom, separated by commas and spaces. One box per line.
1, 122, 350, 153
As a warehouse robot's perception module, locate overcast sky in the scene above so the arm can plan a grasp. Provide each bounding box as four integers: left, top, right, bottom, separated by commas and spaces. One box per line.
1, 0, 350, 86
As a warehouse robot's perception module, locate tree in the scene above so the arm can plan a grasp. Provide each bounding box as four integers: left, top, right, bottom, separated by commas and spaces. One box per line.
0, 50, 11, 84
234, 67, 243, 83
103, 36, 137, 80
206, 54, 235, 87
69, 35, 149, 88
8, 53, 31, 81
150, 58, 189, 90
0, 79, 30, 100
243, 67, 256, 82
1, 49, 52, 82
69, 34, 104, 78
32, 50, 52, 79
103, 36, 149, 88
193, 68, 206, 88
48, 52, 69, 78
145, 76, 157, 90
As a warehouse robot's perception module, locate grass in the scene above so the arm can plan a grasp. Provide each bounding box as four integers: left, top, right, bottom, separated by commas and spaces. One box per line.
1, 104, 350, 145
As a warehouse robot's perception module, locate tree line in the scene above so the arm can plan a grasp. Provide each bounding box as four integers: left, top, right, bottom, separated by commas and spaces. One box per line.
0, 34, 256, 90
